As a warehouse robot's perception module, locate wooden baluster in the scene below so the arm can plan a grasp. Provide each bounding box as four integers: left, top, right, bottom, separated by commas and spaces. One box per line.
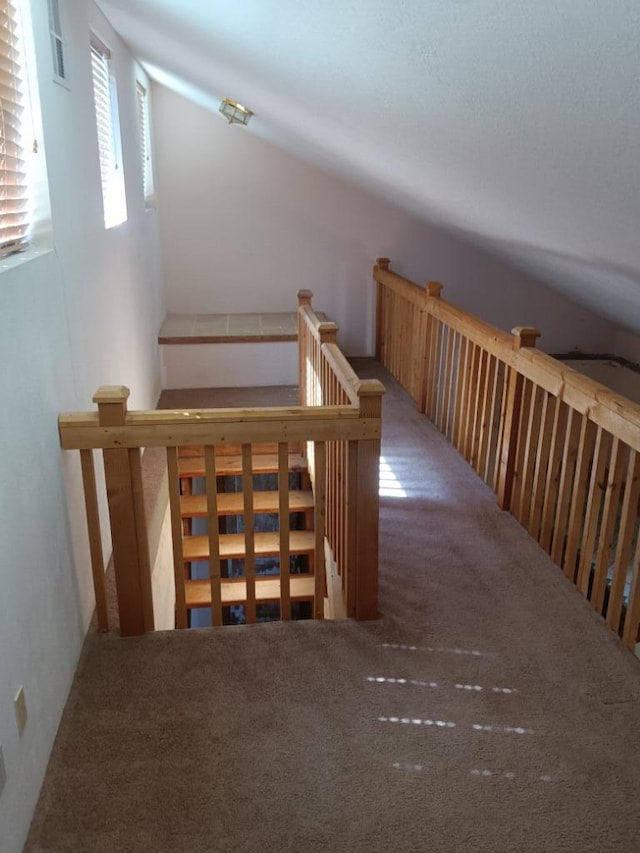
510, 379, 533, 520
93, 386, 153, 637
462, 343, 481, 464
346, 436, 358, 617
297, 289, 313, 406
205, 446, 223, 627
313, 440, 327, 619
528, 393, 557, 540
590, 438, 626, 612
391, 289, 399, 380
423, 283, 443, 417
562, 417, 597, 581
339, 440, 347, 581
550, 408, 581, 565
576, 427, 611, 597
383, 284, 392, 373
413, 291, 428, 408
539, 401, 569, 552
517, 384, 543, 527
79, 448, 108, 632
278, 442, 291, 621
608, 450, 640, 633
622, 538, 640, 651
374, 258, 390, 362
470, 348, 489, 472
496, 327, 540, 511
352, 379, 384, 619
166, 446, 187, 629
490, 360, 508, 491
400, 299, 408, 390
477, 353, 496, 481
242, 444, 256, 624
437, 326, 451, 433
423, 312, 437, 418
452, 336, 469, 450
440, 327, 460, 432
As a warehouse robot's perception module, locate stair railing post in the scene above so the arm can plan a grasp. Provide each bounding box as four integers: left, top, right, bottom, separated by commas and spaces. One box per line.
374, 257, 391, 362
317, 321, 340, 405
93, 386, 153, 637
350, 379, 385, 620
419, 281, 443, 413
496, 327, 541, 512
317, 322, 339, 346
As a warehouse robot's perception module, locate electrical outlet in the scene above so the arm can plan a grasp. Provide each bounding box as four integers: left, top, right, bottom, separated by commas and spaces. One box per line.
14, 686, 28, 735
0, 744, 6, 798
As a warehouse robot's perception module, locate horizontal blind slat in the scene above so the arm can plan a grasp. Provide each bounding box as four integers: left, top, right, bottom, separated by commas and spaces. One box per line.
0, 0, 28, 252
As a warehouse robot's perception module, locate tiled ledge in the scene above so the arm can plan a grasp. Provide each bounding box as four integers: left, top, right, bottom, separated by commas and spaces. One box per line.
158, 312, 299, 344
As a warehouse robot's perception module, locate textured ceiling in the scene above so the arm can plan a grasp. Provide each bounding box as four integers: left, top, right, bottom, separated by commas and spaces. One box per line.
97, 0, 640, 336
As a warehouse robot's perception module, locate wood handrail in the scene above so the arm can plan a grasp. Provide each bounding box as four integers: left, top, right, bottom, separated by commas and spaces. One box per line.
297, 287, 384, 620
375, 257, 640, 651
297, 289, 376, 409
59, 405, 379, 449
374, 261, 640, 452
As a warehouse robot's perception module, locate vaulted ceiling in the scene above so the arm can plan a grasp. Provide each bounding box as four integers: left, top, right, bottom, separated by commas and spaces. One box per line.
97, 0, 640, 336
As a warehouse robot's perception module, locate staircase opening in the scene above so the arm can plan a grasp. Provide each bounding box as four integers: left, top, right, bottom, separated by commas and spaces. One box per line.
59, 291, 384, 636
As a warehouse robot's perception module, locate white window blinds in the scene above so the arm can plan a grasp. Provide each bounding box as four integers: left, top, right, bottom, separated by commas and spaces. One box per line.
0, 0, 28, 256
90, 35, 126, 228
90, 40, 114, 207
48, 0, 66, 81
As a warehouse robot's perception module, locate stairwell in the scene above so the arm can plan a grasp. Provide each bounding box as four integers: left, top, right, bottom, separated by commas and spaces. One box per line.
177, 442, 318, 623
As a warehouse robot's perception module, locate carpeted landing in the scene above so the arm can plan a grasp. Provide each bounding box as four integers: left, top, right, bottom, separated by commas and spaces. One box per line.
26, 361, 640, 852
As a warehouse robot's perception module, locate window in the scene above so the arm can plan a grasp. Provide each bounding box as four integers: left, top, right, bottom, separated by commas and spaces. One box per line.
47, 0, 67, 83
0, 0, 29, 256
136, 80, 153, 202
90, 34, 126, 228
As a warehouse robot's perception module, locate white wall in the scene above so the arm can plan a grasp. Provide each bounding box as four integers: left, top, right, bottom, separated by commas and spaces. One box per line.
562, 360, 640, 407
152, 85, 617, 360
162, 342, 297, 388
0, 2, 164, 850
614, 328, 640, 365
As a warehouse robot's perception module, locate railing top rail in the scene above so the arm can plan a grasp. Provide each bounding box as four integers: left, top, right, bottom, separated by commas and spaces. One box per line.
321, 342, 361, 406
59, 402, 379, 450
297, 289, 384, 409
297, 303, 339, 341
374, 263, 429, 307
515, 347, 640, 451
377, 259, 640, 452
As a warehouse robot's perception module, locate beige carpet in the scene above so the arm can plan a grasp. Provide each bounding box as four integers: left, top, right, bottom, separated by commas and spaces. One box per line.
26, 361, 640, 852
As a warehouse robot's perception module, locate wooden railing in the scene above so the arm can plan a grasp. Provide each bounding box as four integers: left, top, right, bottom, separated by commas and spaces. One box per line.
59, 298, 383, 636
375, 258, 640, 652
297, 290, 384, 620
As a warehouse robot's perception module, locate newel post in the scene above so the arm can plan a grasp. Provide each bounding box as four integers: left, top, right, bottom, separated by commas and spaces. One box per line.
297, 290, 314, 405
297, 289, 313, 309
496, 327, 541, 511
374, 257, 391, 361
418, 281, 443, 413
93, 386, 154, 637
350, 378, 385, 620
317, 321, 339, 345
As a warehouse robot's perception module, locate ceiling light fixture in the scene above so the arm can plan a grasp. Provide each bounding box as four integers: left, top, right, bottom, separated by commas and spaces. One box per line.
219, 97, 253, 126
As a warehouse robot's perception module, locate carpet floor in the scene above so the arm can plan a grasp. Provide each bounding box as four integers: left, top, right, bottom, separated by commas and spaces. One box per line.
26, 361, 640, 852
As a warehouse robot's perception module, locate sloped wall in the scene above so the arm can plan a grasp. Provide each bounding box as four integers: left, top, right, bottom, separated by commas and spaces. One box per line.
152, 84, 617, 358
0, 3, 164, 850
